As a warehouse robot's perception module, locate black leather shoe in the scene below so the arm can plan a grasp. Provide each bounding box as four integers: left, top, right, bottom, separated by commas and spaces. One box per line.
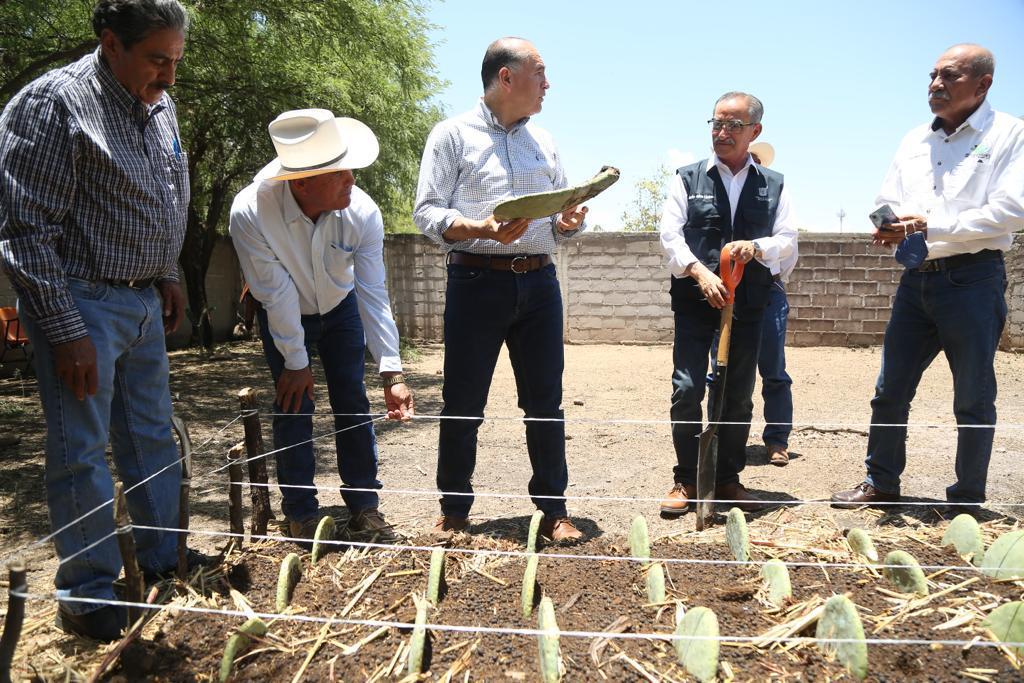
831, 482, 901, 509
55, 604, 127, 641
142, 548, 217, 583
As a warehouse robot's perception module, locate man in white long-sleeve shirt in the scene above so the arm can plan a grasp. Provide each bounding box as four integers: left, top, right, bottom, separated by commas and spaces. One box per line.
230, 109, 414, 542
832, 44, 1024, 512
658, 92, 797, 517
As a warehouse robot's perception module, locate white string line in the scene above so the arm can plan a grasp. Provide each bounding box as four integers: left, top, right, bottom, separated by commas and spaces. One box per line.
15, 593, 1024, 650
262, 410, 1019, 430
4, 413, 245, 563
192, 416, 386, 479
199, 479, 1024, 508
129, 526, 1024, 574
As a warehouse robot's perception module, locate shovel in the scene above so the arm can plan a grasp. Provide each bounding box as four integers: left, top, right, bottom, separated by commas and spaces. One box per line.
695, 246, 745, 531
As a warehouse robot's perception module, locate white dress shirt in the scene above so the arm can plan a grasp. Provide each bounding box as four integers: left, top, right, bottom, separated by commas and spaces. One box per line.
413, 100, 584, 254
659, 155, 797, 277
877, 99, 1024, 260
229, 179, 402, 373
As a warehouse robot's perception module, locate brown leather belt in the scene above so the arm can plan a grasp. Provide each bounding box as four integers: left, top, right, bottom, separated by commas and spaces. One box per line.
913, 249, 1002, 273
447, 252, 551, 274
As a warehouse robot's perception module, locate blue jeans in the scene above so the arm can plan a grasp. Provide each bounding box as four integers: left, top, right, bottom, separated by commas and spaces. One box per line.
438, 262, 568, 517
864, 257, 1007, 503
257, 293, 381, 522
21, 279, 180, 613
672, 299, 764, 486
759, 282, 793, 448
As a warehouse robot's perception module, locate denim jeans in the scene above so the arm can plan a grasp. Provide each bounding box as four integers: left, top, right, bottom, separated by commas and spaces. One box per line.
21, 279, 180, 613
257, 292, 381, 522
672, 299, 764, 486
864, 257, 1007, 503
438, 262, 567, 517
759, 282, 793, 448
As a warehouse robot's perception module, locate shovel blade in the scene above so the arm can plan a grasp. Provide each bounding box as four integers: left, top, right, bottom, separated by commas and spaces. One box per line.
695, 428, 718, 530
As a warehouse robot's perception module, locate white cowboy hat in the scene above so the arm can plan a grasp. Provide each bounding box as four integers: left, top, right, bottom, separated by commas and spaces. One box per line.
749, 141, 775, 168
255, 108, 379, 182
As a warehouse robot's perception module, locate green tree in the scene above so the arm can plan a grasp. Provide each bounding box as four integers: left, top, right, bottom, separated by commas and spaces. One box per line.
621, 165, 671, 232
1, 0, 444, 348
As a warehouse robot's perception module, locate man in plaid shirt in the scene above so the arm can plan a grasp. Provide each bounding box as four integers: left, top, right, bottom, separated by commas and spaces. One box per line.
0, 0, 194, 641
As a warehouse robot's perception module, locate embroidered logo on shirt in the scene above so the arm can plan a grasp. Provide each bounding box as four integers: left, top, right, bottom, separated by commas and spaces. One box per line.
970, 144, 991, 161
758, 188, 768, 197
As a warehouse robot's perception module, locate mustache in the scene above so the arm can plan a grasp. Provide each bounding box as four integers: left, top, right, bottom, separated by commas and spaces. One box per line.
153, 82, 174, 91
929, 90, 950, 100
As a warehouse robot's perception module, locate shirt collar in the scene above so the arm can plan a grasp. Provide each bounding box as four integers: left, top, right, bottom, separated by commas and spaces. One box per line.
706, 153, 759, 178
929, 99, 993, 137
92, 47, 167, 119
281, 181, 308, 225
476, 99, 529, 133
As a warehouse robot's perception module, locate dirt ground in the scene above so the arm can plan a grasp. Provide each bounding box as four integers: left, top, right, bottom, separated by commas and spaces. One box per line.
1, 340, 1024, 681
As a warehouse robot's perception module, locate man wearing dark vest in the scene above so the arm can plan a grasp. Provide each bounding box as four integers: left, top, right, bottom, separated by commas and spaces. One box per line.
658, 92, 797, 516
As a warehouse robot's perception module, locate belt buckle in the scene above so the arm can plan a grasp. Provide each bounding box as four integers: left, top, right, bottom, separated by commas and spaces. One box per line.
510, 256, 529, 274
917, 260, 940, 273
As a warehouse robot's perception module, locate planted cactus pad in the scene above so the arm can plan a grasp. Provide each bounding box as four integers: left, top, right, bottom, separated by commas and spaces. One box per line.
941, 513, 985, 566
537, 596, 561, 683
883, 550, 929, 596
846, 528, 879, 563
310, 516, 335, 564
816, 595, 868, 680
981, 529, 1024, 580
219, 617, 267, 683
275, 552, 302, 612
725, 507, 750, 562
674, 606, 720, 683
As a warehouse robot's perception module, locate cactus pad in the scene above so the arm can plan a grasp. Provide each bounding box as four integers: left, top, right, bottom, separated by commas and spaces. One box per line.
493, 166, 620, 221
816, 595, 868, 680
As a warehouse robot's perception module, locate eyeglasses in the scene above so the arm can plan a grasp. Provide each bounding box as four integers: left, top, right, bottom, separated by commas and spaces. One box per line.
708, 119, 756, 132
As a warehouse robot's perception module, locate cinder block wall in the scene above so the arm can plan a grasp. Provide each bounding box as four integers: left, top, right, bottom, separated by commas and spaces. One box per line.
5, 232, 1024, 352
383, 232, 1024, 350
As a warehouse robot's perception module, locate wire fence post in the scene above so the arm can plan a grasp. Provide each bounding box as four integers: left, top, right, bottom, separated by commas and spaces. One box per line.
113, 482, 144, 626
171, 415, 193, 581
0, 560, 26, 683
238, 388, 273, 536
227, 442, 246, 551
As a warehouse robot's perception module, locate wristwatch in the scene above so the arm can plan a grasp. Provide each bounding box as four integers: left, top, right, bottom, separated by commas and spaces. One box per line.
382, 373, 406, 388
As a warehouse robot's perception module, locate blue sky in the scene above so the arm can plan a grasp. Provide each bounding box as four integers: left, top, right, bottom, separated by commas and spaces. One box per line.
423, 0, 1024, 232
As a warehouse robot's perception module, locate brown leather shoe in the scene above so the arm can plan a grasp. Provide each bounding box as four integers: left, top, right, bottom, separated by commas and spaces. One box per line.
831, 482, 901, 509
768, 444, 790, 466
715, 482, 774, 512
539, 516, 584, 542
347, 508, 400, 543
660, 482, 697, 517
432, 514, 469, 534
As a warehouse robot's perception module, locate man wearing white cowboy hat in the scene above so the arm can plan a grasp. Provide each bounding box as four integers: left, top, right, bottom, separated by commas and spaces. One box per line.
230, 108, 414, 543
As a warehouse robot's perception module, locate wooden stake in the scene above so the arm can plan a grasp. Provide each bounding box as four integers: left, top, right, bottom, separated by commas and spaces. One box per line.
228, 442, 246, 551
113, 482, 144, 625
171, 415, 192, 581
238, 388, 273, 536
0, 561, 26, 683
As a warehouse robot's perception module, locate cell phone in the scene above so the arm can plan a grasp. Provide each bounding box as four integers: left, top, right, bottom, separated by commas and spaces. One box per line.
869, 204, 899, 229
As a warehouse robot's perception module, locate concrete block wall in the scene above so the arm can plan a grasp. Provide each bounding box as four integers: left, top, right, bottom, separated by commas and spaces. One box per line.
5, 232, 1024, 354
383, 232, 1024, 351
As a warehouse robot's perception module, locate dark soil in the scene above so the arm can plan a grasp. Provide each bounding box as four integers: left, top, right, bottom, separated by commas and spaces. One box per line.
103, 525, 1021, 682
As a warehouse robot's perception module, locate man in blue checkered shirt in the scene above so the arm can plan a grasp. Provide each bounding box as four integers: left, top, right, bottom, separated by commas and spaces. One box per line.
0, 0, 193, 641
414, 37, 588, 542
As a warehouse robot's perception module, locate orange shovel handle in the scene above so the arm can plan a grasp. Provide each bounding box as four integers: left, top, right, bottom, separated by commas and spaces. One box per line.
719, 246, 745, 304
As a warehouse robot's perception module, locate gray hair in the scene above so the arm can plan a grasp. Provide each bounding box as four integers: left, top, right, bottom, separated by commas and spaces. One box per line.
714, 91, 764, 124
92, 0, 188, 49
948, 43, 996, 78
481, 37, 532, 91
